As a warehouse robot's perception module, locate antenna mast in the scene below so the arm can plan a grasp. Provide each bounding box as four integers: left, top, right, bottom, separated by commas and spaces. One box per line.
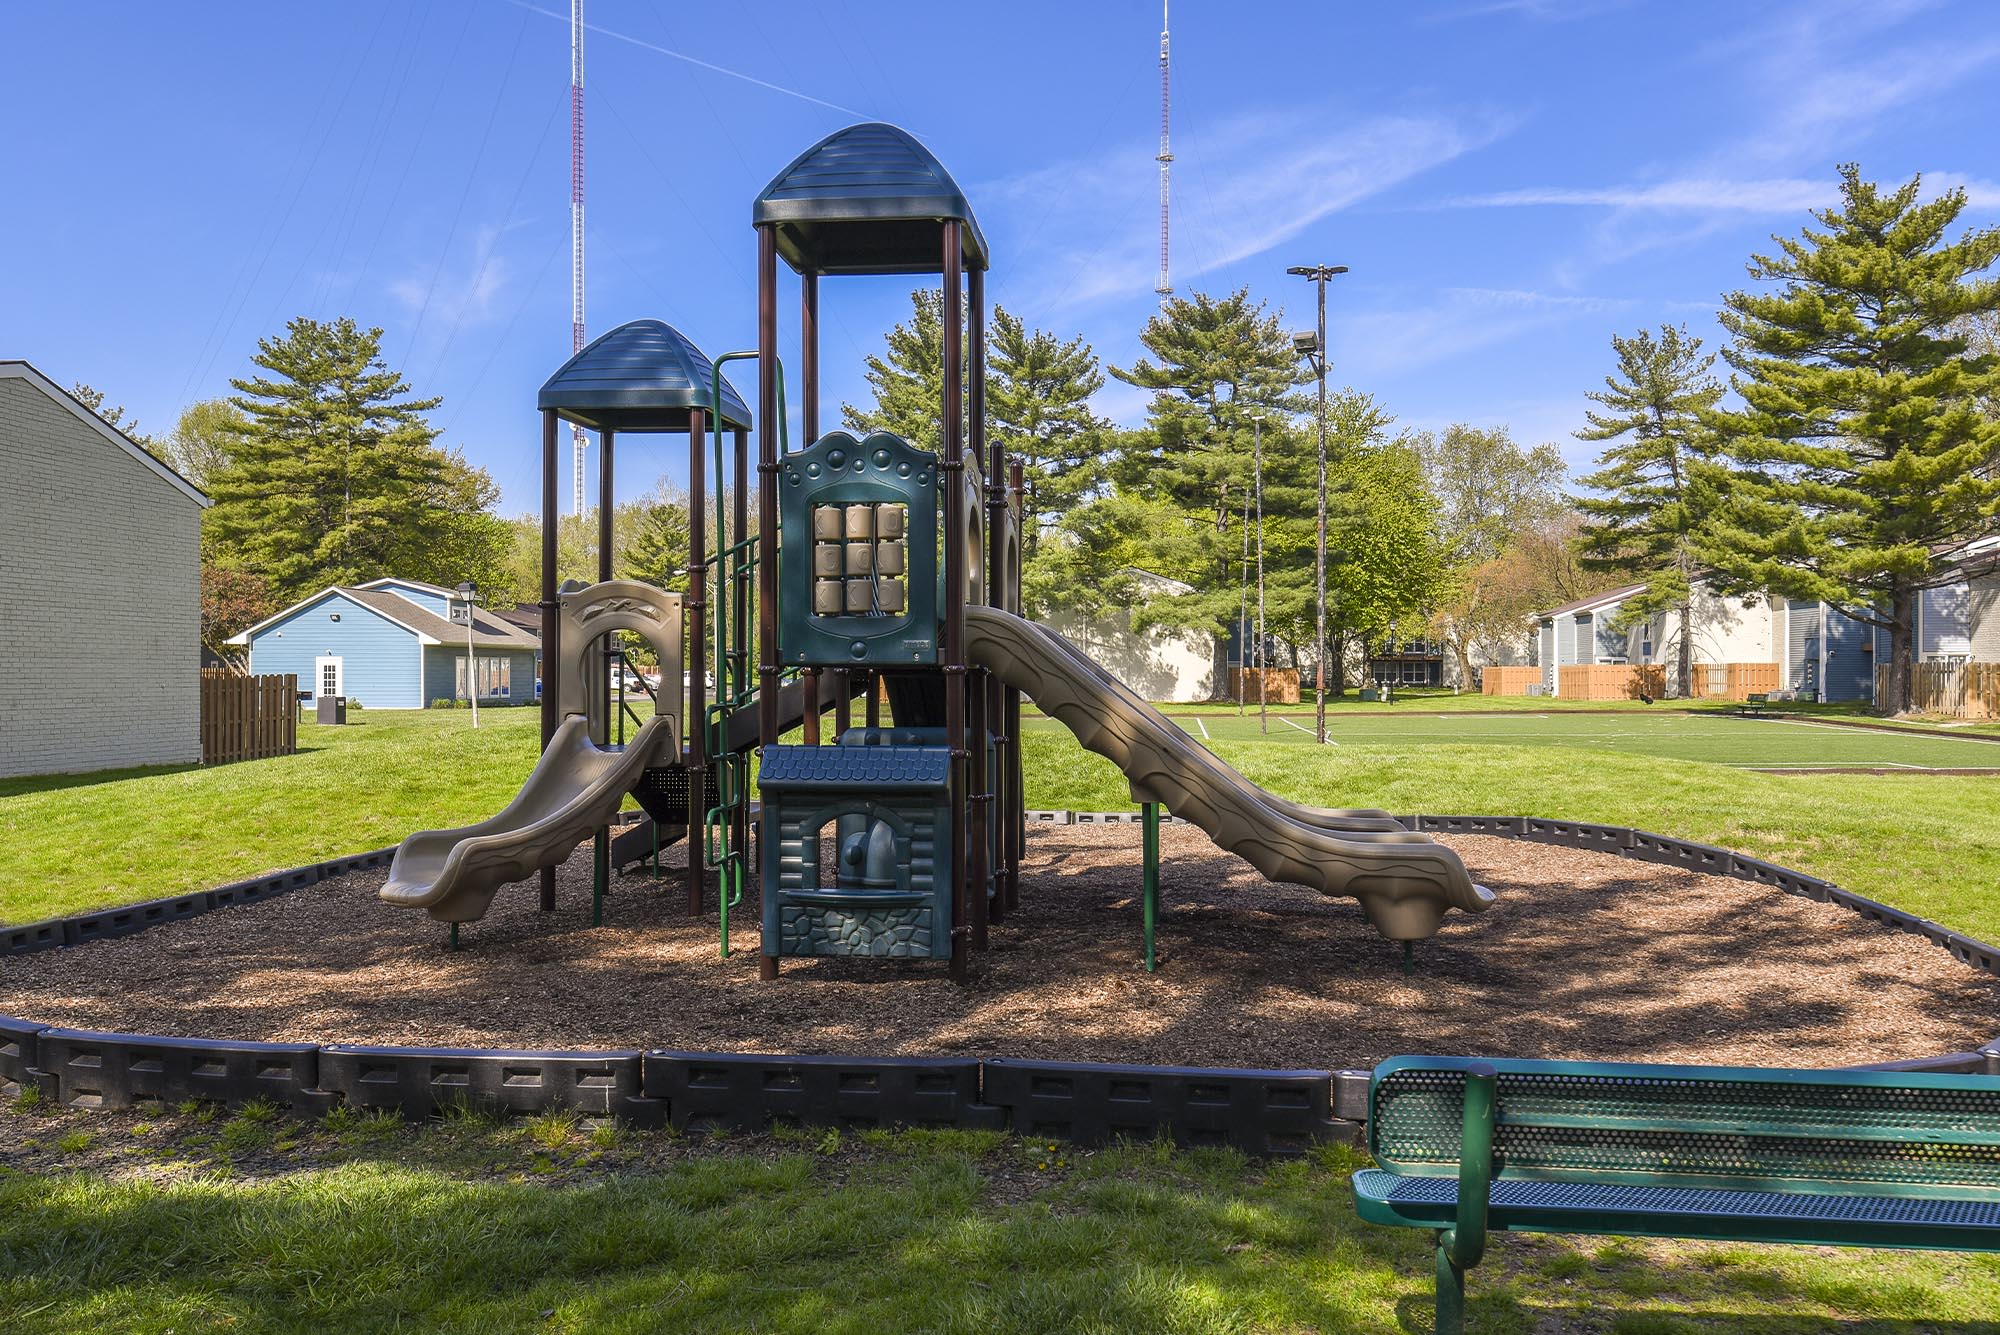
1155, 0, 1173, 306
569, 0, 588, 518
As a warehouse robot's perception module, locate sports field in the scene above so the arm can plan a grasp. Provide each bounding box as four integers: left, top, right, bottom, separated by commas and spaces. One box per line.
1123, 708, 2000, 771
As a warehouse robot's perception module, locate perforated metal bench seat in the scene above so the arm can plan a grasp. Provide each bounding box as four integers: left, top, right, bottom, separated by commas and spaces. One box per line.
1354, 1168, 2000, 1250
1353, 1056, 2000, 1333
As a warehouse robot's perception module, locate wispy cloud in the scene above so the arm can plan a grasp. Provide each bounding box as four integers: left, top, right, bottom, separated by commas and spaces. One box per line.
1333, 286, 1628, 381
390, 223, 514, 334
1426, 0, 1632, 22
1449, 173, 2000, 216
507, 1, 871, 119
990, 105, 1516, 318
1432, 4, 2000, 278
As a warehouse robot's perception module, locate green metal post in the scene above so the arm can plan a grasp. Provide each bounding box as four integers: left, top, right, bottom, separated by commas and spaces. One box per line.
651, 818, 660, 880
1433, 1241, 1466, 1335
1434, 1061, 1495, 1334
1142, 803, 1160, 972
1404, 940, 1415, 977
449, 922, 460, 952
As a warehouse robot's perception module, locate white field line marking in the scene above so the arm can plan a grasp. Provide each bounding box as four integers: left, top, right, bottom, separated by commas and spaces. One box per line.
1194, 717, 1211, 740
1281, 716, 1338, 744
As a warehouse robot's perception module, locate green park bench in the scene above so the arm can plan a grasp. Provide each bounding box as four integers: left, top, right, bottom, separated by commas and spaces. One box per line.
1734, 692, 1773, 716
1352, 1055, 2000, 1334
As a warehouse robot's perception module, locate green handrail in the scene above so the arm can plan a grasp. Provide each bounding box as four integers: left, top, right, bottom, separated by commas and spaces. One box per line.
703, 353, 785, 959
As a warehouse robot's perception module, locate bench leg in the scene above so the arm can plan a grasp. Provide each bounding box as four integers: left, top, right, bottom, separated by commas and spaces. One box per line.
1435, 1238, 1468, 1335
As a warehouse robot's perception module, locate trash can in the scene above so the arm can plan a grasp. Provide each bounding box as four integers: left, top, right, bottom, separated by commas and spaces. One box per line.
317, 695, 347, 725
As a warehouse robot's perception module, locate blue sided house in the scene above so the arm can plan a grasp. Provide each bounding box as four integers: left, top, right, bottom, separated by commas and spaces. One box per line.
228, 578, 541, 709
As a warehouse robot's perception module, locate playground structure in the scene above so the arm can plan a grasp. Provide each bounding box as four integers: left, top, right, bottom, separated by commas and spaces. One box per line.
383, 122, 1493, 976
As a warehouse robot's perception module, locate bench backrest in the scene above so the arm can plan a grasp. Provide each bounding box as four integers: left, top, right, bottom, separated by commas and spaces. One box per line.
1370, 1056, 2000, 1200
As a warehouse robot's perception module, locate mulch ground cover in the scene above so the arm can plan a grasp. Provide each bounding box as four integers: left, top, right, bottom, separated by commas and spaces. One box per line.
4, 825, 1994, 1070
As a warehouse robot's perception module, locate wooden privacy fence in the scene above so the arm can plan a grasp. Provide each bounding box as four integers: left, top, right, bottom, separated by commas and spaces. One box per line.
1880, 661, 2000, 720
1558, 663, 1666, 701
1686, 662, 1781, 701
1482, 666, 1542, 696
200, 671, 298, 764
1227, 667, 1300, 705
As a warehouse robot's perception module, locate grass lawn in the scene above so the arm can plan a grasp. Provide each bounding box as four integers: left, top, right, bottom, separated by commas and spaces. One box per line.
5, 1100, 1999, 1335
0, 709, 545, 924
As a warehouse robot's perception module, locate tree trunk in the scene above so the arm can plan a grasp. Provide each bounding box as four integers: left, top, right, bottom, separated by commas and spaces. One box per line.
1453, 637, 1474, 693
1675, 598, 1694, 700
1885, 588, 1915, 715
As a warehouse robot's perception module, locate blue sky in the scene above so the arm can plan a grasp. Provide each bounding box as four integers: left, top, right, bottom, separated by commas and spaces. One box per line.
3, 0, 1996, 514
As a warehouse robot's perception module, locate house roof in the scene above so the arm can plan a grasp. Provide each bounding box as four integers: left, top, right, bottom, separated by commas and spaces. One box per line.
537, 319, 752, 433
226, 585, 541, 649
0, 360, 210, 507
344, 587, 540, 649
1536, 583, 1649, 620
356, 576, 458, 598
753, 122, 988, 275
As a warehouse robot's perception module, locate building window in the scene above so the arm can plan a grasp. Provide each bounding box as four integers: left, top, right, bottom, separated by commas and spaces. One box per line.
321, 662, 338, 696
456, 656, 512, 699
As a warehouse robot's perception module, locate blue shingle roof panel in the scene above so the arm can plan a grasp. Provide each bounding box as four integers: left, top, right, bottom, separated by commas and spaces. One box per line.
753, 122, 988, 275
538, 319, 752, 432
758, 744, 951, 792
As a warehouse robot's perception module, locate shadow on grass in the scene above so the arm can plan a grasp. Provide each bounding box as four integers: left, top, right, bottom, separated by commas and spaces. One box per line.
4, 1128, 1999, 1335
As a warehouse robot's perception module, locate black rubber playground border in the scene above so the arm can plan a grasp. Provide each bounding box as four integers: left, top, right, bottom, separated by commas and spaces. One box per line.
2, 815, 1997, 1154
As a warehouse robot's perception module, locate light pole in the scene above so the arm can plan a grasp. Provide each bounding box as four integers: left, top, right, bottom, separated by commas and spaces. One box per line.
454, 581, 480, 730
1287, 263, 1346, 744
1251, 411, 1268, 735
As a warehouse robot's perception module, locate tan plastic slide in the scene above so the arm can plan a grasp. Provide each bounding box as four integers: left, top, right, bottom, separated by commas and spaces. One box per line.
382, 580, 686, 924
380, 714, 676, 923
965, 605, 1494, 940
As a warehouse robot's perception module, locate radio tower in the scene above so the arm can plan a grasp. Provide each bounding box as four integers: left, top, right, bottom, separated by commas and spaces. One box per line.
569, 0, 588, 517
1155, 0, 1173, 307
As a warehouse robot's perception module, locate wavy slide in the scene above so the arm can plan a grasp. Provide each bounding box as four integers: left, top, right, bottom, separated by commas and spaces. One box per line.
965, 606, 1493, 940
380, 714, 676, 924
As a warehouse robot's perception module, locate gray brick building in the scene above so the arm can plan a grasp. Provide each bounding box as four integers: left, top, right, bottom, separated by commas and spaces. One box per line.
0, 361, 208, 777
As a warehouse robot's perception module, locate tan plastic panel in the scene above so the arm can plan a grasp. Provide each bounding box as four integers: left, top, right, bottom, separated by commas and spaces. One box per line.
964, 606, 1494, 939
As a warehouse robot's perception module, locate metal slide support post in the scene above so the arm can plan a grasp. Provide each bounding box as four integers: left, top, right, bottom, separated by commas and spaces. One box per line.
756, 225, 781, 980
1142, 802, 1160, 972
942, 220, 969, 984
539, 409, 560, 912
1315, 280, 1328, 745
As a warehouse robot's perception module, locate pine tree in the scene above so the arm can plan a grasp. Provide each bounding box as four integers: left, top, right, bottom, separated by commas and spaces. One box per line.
1573, 324, 1724, 697
619, 492, 693, 592
986, 307, 1111, 553
206, 316, 498, 602
1108, 290, 1307, 684
841, 290, 952, 452
1704, 167, 2000, 713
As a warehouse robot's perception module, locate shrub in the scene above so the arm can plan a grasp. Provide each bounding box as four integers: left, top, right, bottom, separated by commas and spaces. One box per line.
428, 698, 456, 710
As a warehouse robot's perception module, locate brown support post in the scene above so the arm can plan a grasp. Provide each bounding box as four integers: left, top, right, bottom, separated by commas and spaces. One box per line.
756, 226, 782, 980
802, 668, 820, 745
972, 265, 1008, 927
1007, 460, 1025, 911
687, 408, 708, 916
966, 265, 992, 946
540, 409, 561, 911
801, 272, 819, 444
593, 428, 615, 919
941, 220, 969, 983
830, 667, 851, 739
